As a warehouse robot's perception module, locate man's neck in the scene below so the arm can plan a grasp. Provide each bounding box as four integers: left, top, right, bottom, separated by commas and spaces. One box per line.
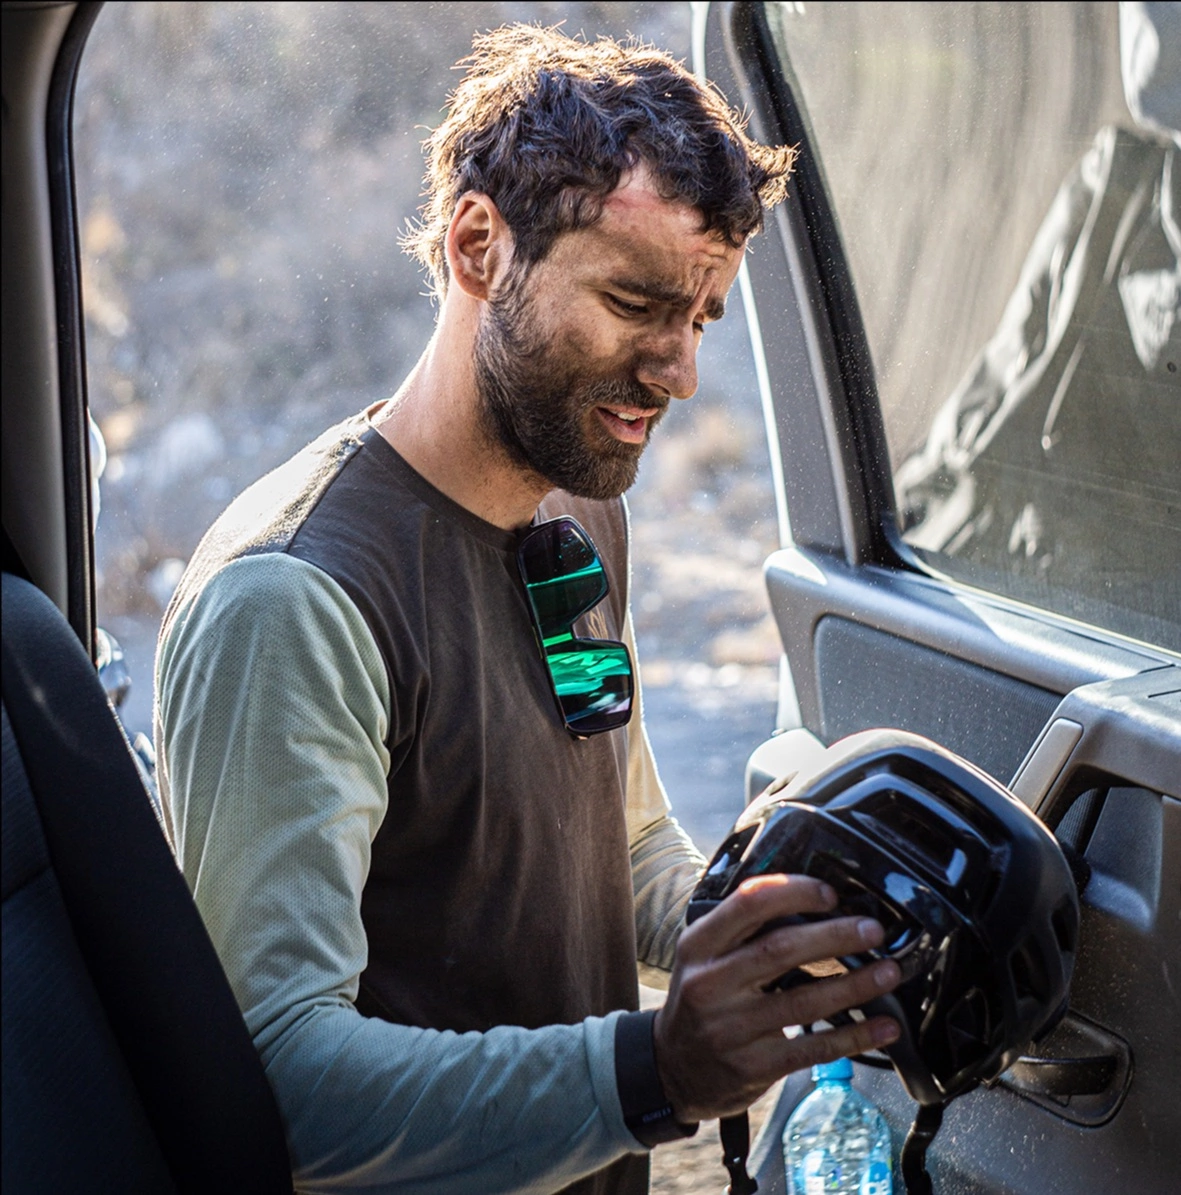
372, 301, 549, 532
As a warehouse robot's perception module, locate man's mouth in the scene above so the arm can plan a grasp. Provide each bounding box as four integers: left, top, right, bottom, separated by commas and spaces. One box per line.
596, 405, 661, 445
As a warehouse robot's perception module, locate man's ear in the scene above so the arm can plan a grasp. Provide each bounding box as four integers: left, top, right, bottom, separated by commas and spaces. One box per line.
446, 193, 514, 301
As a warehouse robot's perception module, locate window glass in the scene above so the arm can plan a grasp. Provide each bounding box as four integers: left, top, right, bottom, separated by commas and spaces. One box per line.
771, 1, 1180, 650
76, 1, 780, 851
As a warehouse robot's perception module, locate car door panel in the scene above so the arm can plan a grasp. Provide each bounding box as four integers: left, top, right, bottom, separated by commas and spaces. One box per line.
764, 546, 1169, 785
811, 615, 1063, 786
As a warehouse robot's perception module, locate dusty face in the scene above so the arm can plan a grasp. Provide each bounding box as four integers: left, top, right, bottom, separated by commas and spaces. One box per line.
474, 171, 746, 500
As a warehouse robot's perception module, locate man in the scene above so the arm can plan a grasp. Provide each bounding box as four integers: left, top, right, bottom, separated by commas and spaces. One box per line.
156, 26, 901, 1194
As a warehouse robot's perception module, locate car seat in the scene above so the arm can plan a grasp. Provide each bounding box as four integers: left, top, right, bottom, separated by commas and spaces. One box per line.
1, 570, 292, 1193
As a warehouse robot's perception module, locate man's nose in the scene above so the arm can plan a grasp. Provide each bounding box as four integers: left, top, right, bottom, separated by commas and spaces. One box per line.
635, 323, 700, 401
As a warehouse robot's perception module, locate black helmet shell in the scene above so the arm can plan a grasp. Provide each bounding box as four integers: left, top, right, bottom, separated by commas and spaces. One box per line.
689, 729, 1080, 1106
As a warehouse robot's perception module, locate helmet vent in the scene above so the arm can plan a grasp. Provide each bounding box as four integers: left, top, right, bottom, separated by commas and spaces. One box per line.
895, 761, 1005, 847
1051, 897, 1078, 955
1009, 937, 1049, 1004
975, 863, 1002, 915
856, 789, 966, 886
944, 986, 992, 1072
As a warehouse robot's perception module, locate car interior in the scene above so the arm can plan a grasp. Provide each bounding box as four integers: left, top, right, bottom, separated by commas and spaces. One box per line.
704, 4, 1180, 1190
3, 2, 1178, 1193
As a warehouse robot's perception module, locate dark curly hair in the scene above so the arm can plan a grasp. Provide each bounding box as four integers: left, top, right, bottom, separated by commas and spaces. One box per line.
403, 24, 796, 298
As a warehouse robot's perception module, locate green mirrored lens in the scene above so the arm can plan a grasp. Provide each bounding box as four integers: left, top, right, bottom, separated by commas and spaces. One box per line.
546, 640, 633, 733
519, 521, 607, 628
517, 516, 634, 736
525, 560, 607, 628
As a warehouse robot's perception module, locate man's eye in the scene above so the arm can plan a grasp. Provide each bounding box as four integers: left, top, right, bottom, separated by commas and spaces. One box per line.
607, 295, 648, 316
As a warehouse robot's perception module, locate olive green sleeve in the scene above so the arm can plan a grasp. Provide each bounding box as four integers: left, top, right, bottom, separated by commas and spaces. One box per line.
156, 552, 644, 1194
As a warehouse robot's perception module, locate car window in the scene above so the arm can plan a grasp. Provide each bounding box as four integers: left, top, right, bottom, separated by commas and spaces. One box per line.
769, 1, 1180, 651
74, 1, 780, 850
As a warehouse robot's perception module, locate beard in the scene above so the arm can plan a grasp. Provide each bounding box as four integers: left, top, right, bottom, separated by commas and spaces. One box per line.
474, 283, 668, 501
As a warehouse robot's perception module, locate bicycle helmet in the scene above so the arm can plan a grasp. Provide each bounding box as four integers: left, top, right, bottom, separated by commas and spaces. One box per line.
689, 728, 1080, 1108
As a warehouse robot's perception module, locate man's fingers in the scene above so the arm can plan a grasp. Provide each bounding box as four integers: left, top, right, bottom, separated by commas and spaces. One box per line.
656, 994, 901, 1122
715, 958, 901, 1046
779, 1014, 901, 1076
778, 960, 900, 1033
657, 876, 906, 1121
726, 914, 887, 993
679, 873, 837, 960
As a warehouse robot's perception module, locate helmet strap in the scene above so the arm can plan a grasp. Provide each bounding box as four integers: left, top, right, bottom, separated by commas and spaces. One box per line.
900, 1101, 945, 1194
719, 1112, 758, 1194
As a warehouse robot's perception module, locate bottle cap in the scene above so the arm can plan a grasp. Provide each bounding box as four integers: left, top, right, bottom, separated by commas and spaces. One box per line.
811, 1057, 854, 1082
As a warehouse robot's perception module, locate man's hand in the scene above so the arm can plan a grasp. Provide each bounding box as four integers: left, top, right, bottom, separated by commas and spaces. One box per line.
653, 874, 902, 1122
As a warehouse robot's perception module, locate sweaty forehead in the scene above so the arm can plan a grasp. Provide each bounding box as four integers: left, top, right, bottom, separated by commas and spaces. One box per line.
571, 176, 744, 307
598, 175, 732, 256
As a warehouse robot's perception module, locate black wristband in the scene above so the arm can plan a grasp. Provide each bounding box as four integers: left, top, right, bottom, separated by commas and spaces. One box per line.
614, 1010, 699, 1148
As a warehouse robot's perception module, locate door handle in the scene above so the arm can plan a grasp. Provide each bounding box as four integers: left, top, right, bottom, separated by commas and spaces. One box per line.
997, 1011, 1132, 1125
1004, 1052, 1117, 1098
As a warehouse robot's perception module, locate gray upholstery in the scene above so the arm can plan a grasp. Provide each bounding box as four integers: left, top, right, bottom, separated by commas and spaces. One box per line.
1, 572, 292, 1194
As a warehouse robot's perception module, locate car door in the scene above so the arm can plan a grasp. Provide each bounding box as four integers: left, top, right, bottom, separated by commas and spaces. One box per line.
1, 4, 299, 1190
698, 3, 1180, 1192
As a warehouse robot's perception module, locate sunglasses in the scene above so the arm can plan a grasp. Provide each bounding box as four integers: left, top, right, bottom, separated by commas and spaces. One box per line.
517, 516, 634, 737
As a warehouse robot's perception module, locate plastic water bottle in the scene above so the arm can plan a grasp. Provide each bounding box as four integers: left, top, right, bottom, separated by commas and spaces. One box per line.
782, 1058, 893, 1195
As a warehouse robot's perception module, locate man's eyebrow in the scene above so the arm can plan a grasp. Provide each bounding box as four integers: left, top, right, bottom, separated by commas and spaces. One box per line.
607, 277, 727, 322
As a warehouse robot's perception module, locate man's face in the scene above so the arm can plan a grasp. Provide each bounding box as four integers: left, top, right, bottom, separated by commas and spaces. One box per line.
474, 170, 746, 500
